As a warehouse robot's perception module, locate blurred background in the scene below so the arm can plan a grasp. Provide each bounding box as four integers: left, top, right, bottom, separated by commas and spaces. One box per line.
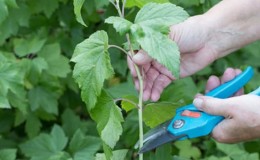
0, 0, 260, 159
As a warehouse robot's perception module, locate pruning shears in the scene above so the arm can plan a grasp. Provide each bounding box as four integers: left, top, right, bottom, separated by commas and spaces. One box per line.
138, 66, 260, 153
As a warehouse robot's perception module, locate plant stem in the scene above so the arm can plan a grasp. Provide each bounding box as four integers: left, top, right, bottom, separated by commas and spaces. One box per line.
108, 45, 130, 56
127, 34, 144, 160
114, 98, 140, 109
122, 0, 127, 17
110, 1, 144, 160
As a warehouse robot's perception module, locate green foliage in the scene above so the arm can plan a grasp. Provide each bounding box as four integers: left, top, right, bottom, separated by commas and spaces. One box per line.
0, 149, 17, 160
71, 31, 114, 110
90, 90, 124, 149
143, 102, 179, 128
0, 0, 260, 160
125, 0, 169, 8
73, 0, 87, 27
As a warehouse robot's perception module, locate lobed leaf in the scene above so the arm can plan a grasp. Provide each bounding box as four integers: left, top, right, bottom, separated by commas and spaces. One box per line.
28, 86, 58, 115
143, 102, 179, 128
20, 125, 68, 160
69, 129, 101, 160
135, 27, 181, 78
71, 31, 114, 110
0, 61, 26, 109
38, 43, 71, 78
130, 3, 189, 78
105, 16, 133, 35
95, 149, 128, 160
90, 90, 124, 149
135, 3, 189, 31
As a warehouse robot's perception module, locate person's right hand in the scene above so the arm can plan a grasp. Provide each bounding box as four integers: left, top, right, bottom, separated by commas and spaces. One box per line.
128, 15, 220, 102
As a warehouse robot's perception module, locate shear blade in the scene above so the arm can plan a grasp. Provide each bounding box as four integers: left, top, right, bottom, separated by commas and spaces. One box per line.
135, 120, 171, 149
139, 129, 186, 154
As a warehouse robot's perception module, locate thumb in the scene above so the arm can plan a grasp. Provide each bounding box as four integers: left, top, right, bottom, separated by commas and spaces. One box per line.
132, 50, 153, 65
193, 96, 232, 117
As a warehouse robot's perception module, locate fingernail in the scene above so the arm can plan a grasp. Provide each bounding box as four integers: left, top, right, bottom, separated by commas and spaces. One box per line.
133, 53, 144, 62
193, 98, 203, 109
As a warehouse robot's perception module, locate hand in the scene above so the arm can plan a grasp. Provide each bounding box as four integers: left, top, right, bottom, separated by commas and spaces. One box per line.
128, 15, 219, 101
193, 68, 260, 143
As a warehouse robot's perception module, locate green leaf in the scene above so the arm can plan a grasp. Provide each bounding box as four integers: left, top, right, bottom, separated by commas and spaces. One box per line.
0, 1, 8, 25
216, 143, 259, 160
13, 37, 46, 57
71, 31, 114, 110
90, 90, 124, 149
27, 0, 59, 18
69, 129, 101, 160
0, 62, 26, 109
134, 27, 181, 78
121, 95, 138, 112
61, 108, 85, 137
20, 125, 68, 160
0, 3, 30, 44
38, 43, 71, 78
125, 0, 169, 8
174, 140, 201, 159
105, 16, 133, 35
135, 3, 189, 30
73, 0, 87, 27
4, 0, 18, 8
131, 3, 189, 78
95, 0, 109, 9
155, 144, 172, 160
25, 114, 42, 138
160, 77, 198, 103
51, 125, 68, 152
0, 149, 17, 160
143, 102, 179, 128
28, 86, 58, 115
95, 149, 128, 160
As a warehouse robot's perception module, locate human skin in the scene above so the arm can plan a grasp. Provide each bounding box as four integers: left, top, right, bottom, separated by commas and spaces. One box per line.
128, 0, 260, 143
128, 0, 260, 102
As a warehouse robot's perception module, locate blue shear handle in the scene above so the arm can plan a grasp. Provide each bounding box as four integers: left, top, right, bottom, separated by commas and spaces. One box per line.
205, 66, 254, 98
177, 66, 254, 112
168, 66, 258, 139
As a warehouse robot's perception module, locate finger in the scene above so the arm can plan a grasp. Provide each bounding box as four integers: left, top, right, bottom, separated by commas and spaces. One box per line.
205, 75, 220, 93
195, 93, 203, 98
134, 79, 139, 90
150, 74, 172, 101
143, 68, 160, 101
193, 96, 233, 117
143, 63, 151, 73
151, 61, 174, 79
234, 69, 244, 96
127, 56, 137, 77
221, 68, 236, 84
132, 50, 153, 66
211, 119, 235, 143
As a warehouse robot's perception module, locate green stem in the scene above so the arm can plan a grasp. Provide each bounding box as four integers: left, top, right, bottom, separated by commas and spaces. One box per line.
110, 1, 144, 160
108, 45, 130, 56
127, 34, 144, 160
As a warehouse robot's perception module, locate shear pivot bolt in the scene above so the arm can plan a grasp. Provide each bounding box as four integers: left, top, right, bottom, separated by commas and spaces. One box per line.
173, 119, 185, 129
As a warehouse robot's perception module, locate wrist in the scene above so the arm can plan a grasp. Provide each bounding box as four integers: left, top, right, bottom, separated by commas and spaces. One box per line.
203, 0, 260, 58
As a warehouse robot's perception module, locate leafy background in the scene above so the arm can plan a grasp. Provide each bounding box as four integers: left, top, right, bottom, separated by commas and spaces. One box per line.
0, 0, 260, 159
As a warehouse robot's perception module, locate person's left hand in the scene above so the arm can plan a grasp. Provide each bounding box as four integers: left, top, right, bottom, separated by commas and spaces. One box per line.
193, 68, 260, 143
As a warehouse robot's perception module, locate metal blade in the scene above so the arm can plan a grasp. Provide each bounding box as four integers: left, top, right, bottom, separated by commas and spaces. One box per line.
139, 130, 186, 154
135, 120, 171, 149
